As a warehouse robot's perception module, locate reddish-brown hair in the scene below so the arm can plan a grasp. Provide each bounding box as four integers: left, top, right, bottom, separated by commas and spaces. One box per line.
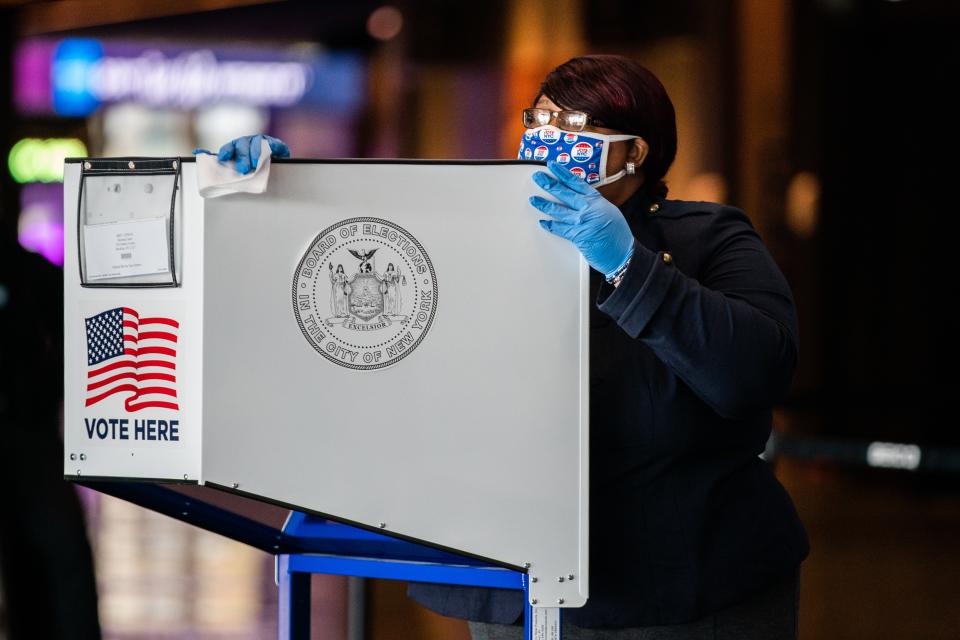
537, 54, 677, 198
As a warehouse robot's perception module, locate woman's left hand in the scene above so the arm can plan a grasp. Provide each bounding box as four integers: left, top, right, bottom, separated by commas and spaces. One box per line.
192, 134, 290, 174
529, 160, 635, 279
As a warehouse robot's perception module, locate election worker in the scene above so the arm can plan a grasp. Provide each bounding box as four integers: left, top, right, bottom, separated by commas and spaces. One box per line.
202, 53, 808, 640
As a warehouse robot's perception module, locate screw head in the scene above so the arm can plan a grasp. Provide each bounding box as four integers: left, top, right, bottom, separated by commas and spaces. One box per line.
69, 453, 77, 460
531, 576, 538, 583
183, 474, 188, 480
79, 453, 86, 461
231, 482, 239, 489
172, 160, 178, 170
128, 161, 136, 169
523, 562, 531, 569
378, 522, 387, 528
557, 576, 565, 582
568, 574, 575, 580
531, 598, 538, 605
557, 598, 564, 604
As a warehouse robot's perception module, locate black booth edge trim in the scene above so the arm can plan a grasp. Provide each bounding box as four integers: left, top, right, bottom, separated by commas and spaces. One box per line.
66, 157, 547, 167
62, 474, 528, 572
73, 479, 293, 555
203, 480, 529, 573
76, 158, 181, 288
65, 475, 199, 485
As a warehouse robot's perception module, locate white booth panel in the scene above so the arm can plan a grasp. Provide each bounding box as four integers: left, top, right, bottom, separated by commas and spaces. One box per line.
63, 160, 204, 482
200, 162, 588, 606
63, 158, 589, 608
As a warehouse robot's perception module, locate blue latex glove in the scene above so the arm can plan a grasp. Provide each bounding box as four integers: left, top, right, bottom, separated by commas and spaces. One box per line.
529, 160, 636, 279
192, 134, 290, 175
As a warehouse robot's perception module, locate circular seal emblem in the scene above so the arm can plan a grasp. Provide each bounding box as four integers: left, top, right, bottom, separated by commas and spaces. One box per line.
292, 217, 438, 370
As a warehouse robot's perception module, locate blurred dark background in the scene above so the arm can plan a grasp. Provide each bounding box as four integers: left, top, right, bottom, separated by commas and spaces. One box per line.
0, 0, 957, 638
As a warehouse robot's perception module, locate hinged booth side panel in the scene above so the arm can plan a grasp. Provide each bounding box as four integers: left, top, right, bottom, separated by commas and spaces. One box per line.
200, 161, 588, 607
63, 159, 204, 482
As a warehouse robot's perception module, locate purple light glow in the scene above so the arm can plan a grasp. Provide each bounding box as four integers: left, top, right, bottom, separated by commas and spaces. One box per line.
14, 39, 56, 114
18, 183, 64, 266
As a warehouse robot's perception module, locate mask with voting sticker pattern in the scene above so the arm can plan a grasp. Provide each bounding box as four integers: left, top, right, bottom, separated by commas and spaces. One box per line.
517, 125, 640, 187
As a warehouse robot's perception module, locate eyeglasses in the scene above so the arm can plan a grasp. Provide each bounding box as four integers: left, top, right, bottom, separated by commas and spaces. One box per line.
522, 107, 608, 132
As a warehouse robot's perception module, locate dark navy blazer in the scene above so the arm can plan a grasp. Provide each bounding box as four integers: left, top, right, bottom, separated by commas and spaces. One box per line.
407, 182, 810, 628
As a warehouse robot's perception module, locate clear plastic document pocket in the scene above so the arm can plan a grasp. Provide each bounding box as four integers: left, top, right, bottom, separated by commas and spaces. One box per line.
77, 158, 182, 287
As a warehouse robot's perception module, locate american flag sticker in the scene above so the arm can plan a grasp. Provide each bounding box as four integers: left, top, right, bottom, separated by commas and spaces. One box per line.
85, 307, 179, 412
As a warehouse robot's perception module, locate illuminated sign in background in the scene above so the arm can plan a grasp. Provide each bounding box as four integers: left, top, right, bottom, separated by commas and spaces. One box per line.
10, 138, 87, 267
15, 38, 365, 116
8, 137, 87, 183
19, 184, 64, 266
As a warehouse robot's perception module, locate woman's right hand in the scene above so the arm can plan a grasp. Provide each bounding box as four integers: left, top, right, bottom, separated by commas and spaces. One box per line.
193, 134, 290, 175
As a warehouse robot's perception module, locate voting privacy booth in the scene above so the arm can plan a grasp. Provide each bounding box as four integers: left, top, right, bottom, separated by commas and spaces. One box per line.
63, 155, 589, 639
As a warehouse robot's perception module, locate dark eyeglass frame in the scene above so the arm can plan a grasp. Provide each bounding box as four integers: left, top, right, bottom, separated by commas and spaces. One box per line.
522, 107, 608, 132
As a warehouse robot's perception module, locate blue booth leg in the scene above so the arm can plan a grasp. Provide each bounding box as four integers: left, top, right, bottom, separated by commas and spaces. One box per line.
277, 554, 311, 640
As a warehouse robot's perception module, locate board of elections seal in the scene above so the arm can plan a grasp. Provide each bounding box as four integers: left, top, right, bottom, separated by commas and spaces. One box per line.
292, 217, 438, 370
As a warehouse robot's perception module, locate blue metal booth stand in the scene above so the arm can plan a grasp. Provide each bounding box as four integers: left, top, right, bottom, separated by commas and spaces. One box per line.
80, 480, 553, 640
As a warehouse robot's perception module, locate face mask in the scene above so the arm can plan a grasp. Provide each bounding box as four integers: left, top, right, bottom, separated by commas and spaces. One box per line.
518, 125, 639, 187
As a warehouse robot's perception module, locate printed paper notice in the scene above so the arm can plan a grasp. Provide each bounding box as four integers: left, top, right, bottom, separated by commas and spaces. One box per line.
84, 217, 170, 281
532, 607, 561, 640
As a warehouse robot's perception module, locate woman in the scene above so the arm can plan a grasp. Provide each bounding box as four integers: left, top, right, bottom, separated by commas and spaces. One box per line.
207, 53, 808, 639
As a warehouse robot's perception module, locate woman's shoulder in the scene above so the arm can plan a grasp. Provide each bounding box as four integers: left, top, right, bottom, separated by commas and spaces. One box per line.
655, 196, 738, 217
652, 197, 759, 233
